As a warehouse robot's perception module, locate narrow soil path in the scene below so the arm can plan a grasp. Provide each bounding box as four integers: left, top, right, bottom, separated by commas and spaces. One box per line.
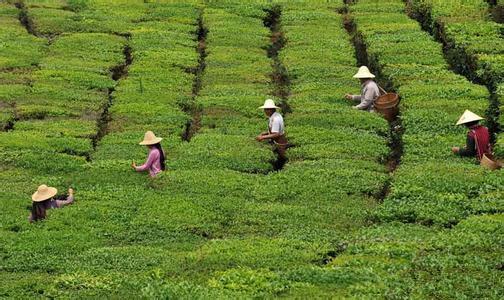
341, 4, 404, 202
14, 1, 59, 43
91, 40, 133, 150
263, 4, 291, 170
181, 9, 207, 142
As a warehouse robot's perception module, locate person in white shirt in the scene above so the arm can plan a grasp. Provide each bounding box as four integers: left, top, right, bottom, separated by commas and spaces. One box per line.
345, 66, 380, 111
256, 99, 288, 162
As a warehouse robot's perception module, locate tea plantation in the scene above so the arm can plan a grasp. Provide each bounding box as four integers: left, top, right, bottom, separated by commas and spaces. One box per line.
0, 0, 503, 298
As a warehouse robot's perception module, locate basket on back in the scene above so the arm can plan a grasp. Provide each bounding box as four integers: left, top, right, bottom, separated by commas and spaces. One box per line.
374, 86, 399, 122
481, 153, 503, 170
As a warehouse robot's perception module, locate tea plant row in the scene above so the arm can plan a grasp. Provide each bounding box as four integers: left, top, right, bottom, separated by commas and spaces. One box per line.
344, 0, 503, 297
351, 0, 503, 227
407, 0, 504, 147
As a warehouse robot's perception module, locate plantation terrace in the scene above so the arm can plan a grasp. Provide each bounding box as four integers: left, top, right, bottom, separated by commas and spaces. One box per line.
0, 0, 502, 298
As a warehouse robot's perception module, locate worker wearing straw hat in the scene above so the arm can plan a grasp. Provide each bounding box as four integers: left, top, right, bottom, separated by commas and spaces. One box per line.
132, 131, 166, 177
452, 110, 491, 161
29, 185, 74, 223
345, 66, 380, 111
256, 99, 288, 162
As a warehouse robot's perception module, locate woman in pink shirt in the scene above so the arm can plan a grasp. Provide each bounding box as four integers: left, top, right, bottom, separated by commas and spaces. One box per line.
131, 131, 166, 177
29, 185, 74, 223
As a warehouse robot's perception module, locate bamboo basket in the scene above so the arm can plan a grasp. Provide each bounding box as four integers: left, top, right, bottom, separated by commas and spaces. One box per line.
481, 153, 503, 170
374, 86, 399, 122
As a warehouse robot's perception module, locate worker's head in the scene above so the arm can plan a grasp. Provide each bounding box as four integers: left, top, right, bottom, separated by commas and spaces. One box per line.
259, 99, 279, 116
353, 66, 375, 84
263, 108, 276, 117
456, 110, 484, 127
463, 120, 480, 128
359, 78, 372, 84
139, 131, 163, 147
32, 184, 57, 202
31, 184, 57, 222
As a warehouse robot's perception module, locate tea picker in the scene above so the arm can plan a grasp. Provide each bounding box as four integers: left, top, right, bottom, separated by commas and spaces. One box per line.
345, 66, 380, 111
451, 110, 499, 169
451, 110, 491, 160
29, 185, 74, 223
132, 131, 166, 177
256, 99, 288, 163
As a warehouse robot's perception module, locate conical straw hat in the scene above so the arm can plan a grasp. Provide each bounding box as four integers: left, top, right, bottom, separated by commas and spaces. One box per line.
32, 184, 58, 202
258, 99, 279, 109
353, 66, 375, 78
456, 110, 483, 125
139, 131, 163, 145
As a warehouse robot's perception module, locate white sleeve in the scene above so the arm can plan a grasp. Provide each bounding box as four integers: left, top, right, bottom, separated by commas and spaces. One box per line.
270, 116, 281, 133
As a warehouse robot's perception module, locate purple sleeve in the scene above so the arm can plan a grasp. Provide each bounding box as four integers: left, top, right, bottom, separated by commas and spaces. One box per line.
135, 150, 159, 172
55, 195, 74, 208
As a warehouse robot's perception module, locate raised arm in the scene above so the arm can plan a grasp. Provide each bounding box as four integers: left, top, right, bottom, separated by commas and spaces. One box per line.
55, 188, 74, 208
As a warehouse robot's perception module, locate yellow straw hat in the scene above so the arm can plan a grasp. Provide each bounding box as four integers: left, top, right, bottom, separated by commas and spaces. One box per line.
139, 131, 163, 145
32, 184, 57, 202
259, 99, 279, 109
456, 110, 484, 125
353, 66, 375, 79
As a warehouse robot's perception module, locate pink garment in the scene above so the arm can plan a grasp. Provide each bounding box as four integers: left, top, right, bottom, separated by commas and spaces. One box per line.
135, 148, 162, 177
28, 195, 74, 223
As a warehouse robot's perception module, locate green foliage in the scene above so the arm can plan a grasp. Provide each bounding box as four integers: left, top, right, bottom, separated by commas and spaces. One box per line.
143, 275, 228, 299
409, 0, 504, 87
410, 215, 504, 299
66, 0, 89, 12
1, 0, 502, 299
0, 4, 46, 68
209, 267, 290, 296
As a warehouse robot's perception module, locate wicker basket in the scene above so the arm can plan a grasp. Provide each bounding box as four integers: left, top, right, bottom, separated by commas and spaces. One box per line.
374, 92, 399, 122
481, 154, 503, 170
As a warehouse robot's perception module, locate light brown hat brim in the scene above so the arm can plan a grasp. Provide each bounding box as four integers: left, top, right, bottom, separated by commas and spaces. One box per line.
353, 74, 375, 79
139, 137, 163, 145
32, 187, 57, 202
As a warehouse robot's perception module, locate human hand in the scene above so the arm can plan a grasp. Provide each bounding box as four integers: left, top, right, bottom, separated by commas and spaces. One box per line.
352, 105, 359, 110
345, 94, 353, 100
255, 135, 264, 142
451, 147, 460, 154
131, 161, 137, 169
